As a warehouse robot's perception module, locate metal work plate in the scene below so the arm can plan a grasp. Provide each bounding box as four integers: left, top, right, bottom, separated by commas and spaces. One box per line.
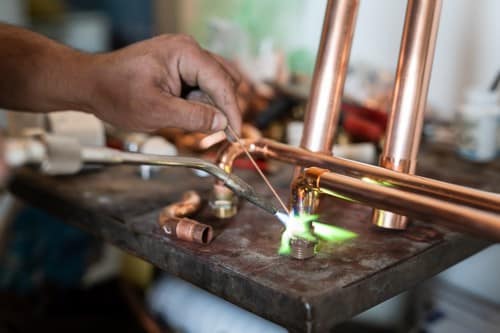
8, 144, 492, 332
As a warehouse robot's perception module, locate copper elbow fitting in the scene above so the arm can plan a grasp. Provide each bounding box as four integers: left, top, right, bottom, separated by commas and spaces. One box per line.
210, 137, 269, 219
158, 191, 213, 244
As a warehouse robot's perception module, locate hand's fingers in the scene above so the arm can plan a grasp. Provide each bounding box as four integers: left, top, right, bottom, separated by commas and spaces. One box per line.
207, 52, 241, 84
151, 95, 227, 133
186, 90, 239, 141
176, 42, 242, 134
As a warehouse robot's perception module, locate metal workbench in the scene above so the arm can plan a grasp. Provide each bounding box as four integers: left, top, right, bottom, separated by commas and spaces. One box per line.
8, 143, 494, 332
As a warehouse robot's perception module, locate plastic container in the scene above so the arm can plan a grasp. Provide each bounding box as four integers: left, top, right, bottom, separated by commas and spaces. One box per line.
456, 89, 500, 162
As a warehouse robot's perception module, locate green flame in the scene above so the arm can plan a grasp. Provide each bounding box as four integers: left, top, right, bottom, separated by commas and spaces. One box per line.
312, 221, 357, 242
278, 214, 357, 255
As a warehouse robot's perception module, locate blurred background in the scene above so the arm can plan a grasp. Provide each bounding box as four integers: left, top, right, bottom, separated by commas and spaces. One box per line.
0, 0, 499, 332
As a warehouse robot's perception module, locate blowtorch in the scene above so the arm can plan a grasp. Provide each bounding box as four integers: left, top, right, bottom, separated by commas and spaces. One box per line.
4, 133, 285, 220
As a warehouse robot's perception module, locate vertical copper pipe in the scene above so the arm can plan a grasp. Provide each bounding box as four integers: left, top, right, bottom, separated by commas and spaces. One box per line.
301, 0, 359, 153
373, 0, 442, 229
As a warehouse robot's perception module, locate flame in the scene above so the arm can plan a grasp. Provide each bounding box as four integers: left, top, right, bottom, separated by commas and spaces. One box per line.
277, 213, 357, 255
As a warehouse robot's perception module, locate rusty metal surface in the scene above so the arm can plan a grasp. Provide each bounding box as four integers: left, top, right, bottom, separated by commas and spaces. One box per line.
8, 144, 493, 332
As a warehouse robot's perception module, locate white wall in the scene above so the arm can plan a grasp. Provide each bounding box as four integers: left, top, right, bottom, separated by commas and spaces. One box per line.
300, 0, 500, 120
0, 0, 27, 26
354, 0, 500, 120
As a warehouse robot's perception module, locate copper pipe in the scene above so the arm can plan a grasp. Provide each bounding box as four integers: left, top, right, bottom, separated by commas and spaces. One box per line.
211, 139, 272, 218
216, 139, 268, 173
302, 167, 500, 241
213, 138, 500, 218
161, 190, 201, 218
158, 191, 214, 244
374, 0, 442, 229
290, 173, 320, 216
301, 0, 359, 153
172, 124, 261, 152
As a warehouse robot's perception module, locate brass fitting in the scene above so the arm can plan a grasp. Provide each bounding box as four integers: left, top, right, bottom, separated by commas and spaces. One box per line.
290, 237, 317, 260
210, 183, 238, 218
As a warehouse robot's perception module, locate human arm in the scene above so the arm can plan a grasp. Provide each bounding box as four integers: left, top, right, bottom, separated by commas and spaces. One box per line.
0, 23, 241, 133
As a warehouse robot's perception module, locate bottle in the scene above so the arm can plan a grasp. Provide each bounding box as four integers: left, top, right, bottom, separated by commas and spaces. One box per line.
456, 88, 500, 162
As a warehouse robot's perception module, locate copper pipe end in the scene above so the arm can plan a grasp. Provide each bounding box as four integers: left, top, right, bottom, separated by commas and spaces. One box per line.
379, 156, 412, 174
158, 190, 213, 244
372, 158, 410, 229
372, 210, 408, 230
159, 217, 213, 245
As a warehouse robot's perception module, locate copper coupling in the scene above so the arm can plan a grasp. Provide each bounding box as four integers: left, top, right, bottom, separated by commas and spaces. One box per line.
158, 191, 213, 245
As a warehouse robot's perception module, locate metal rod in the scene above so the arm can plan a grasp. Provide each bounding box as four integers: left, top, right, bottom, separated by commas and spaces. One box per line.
374, 0, 443, 229
302, 167, 500, 241
301, 0, 359, 153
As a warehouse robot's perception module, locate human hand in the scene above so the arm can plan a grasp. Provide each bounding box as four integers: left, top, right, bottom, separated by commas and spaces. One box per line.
87, 34, 241, 134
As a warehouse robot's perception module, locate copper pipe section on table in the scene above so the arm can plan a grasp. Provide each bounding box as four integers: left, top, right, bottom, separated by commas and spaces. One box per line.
212, 138, 500, 219
158, 191, 213, 245
301, 0, 359, 153
374, 0, 442, 229
303, 167, 500, 241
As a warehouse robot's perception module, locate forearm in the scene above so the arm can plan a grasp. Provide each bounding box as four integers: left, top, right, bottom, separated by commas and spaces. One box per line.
0, 23, 96, 113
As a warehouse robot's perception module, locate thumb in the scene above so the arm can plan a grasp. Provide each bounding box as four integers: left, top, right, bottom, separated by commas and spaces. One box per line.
156, 96, 228, 132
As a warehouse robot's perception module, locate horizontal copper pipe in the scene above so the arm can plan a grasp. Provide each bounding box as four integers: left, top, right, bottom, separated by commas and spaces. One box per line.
215, 138, 500, 215
303, 167, 500, 241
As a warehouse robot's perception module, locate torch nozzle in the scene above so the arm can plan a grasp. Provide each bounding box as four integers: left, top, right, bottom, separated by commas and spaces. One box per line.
5, 134, 280, 216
